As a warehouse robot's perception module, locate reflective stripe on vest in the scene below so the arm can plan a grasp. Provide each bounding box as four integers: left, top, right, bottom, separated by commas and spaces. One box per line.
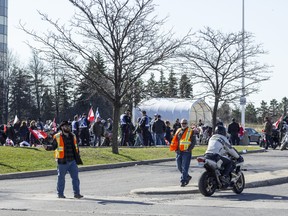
54, 133, 78, 159
179, 128, 193, 151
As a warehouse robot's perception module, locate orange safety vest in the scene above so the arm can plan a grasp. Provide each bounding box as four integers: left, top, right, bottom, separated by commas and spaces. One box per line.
170, 127, 193, 151
53, 132, 78, 159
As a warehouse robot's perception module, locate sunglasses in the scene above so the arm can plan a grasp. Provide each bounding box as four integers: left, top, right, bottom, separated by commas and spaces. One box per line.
181, 122, 187, 125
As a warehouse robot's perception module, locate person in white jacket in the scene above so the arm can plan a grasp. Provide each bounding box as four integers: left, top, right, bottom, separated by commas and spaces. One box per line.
204, 125, 242, 183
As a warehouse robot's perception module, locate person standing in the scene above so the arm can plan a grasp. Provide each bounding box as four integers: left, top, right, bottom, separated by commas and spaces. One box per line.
44, 121, 83, 199
92, 118, 104, 147
79, 113, 90, 146
152, 115, 166, 145
139, 111, 150, 146
164, 120, 172, 144
71, 115, 80, 143
119, 110, 132, 146
172, 118, 181, 135
170, 118, 196, 187
263, 116, 273, 149
228, 118, 240, 145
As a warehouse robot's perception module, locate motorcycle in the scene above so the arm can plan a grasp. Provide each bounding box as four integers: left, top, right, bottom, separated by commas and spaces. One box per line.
280, 124, 288, 151
196, 154, 245, 197
280, 131, 288, 150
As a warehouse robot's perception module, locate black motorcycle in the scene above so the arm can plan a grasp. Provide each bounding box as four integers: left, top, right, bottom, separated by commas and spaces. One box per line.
197, 154, 245, 197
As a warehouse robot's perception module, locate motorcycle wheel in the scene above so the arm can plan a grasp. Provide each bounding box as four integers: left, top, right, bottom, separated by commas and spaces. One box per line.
198, 171, 217, 197
232, 171, 245, 194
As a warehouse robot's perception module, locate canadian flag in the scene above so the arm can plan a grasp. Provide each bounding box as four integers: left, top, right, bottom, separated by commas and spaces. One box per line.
29, 128, 48, 140
273, 115, 283, 129
88, 107, 95, 122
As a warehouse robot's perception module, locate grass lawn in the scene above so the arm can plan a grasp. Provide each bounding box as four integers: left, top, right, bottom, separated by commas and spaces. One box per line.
0, 145, 261, 174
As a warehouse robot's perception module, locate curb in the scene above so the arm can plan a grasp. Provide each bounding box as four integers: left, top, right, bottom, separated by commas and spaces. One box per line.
131, 172, 288, 195
0, 148, 266, 180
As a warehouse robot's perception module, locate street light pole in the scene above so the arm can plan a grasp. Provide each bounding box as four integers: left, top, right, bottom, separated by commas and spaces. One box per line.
240, 0, 246, 129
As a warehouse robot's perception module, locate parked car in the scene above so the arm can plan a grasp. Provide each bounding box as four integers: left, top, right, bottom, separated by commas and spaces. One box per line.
245, 127, 261, 144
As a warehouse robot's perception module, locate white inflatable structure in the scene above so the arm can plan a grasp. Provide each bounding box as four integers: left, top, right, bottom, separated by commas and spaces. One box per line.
133, 98, 212, 126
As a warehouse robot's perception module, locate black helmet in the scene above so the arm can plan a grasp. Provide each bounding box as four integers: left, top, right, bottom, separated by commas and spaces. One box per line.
215, 125, 226, 136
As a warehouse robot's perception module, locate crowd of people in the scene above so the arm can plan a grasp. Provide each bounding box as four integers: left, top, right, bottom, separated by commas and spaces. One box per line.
119, 109, 201, 147
0, 113, 114, 147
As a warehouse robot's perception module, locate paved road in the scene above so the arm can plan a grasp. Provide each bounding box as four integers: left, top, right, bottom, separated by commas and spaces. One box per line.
0, 149, 288, 215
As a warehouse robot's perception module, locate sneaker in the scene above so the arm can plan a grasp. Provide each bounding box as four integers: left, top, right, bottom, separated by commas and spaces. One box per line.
74, 194, 84, 199
186, 175, 192, 185
58, 195, 66, 199
180, 182, 187, 187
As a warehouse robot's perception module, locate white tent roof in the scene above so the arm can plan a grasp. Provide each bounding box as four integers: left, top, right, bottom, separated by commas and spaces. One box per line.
133, 98, 212, 126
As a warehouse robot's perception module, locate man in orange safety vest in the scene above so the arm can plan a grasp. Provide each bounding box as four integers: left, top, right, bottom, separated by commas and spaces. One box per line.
170, 118, 196, 187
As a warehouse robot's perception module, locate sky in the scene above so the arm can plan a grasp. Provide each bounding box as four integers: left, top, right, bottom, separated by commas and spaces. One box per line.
8, 0, 288, 107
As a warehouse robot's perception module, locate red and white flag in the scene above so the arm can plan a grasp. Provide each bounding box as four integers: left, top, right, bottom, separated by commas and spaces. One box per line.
88, 107, 95, 122
273, 115, 283, 129
29, 128, 48, 140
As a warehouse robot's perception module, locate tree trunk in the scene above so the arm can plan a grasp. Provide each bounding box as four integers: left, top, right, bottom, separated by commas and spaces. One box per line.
111, 101, 120, 154
212, 97, 220, 131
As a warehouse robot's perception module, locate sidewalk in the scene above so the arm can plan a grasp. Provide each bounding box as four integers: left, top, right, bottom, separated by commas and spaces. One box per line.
2, 148, 288, 196
130, 168, 288, 195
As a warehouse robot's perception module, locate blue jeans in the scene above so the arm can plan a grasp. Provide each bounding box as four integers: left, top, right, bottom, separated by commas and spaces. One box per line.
176, 151, 192, 183
155, 133, 165, 145
57, 160, 80, 196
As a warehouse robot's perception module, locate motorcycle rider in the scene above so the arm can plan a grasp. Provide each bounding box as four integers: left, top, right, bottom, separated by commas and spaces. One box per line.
204, 125, 242, 186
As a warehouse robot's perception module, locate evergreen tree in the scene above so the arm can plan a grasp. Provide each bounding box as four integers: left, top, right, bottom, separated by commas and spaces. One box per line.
41, 88, 55, 121
9, 67, 34, 120
257, 100, 269, 122
179, 74, 192, 98
158, 69, 168, 97
279, 97, 288, 116
57, 75, 73, 121
269, 99, 279, 119
145, 73, 159, 98
167, 68, 178, 97
245, 103, 258, 123
231, 107, 241, 123
217, 102, 231, 123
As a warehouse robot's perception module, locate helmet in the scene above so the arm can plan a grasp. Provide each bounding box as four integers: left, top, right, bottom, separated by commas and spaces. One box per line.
214, 125, 226, 136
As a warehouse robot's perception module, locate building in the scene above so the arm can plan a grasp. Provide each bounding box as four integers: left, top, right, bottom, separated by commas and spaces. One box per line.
0, 0, 7, 123
133, 98, 212, 126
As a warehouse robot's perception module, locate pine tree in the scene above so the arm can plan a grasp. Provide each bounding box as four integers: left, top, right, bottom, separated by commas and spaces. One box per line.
145, 73, 158, 98
41, 88, 55, 121
179, 74, 192, 98
246, 103, 258, 123
167, 68, 178, 97
9, 67, 34, 120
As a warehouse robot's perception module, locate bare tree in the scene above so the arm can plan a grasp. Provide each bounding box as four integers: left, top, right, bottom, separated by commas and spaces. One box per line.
180, 27, 271, 129
28, 51, 48, 118
19, 0, 188, 153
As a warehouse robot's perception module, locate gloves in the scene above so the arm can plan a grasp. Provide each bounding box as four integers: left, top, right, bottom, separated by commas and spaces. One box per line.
237, 155, 244, 163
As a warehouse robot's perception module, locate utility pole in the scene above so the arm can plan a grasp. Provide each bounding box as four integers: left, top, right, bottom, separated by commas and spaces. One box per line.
240, 0, 246, 129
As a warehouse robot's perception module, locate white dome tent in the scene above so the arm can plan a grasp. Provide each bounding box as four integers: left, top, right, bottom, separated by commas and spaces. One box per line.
133, 98, 212, 126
